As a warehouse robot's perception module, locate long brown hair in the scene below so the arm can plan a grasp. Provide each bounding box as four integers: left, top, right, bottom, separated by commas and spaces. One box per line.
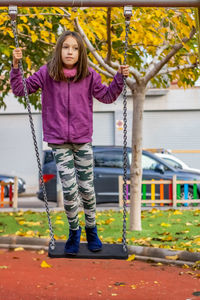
47, 31, 89, 82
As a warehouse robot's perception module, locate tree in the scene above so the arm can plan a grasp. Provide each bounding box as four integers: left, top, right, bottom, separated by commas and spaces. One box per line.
0, 6, 199, 230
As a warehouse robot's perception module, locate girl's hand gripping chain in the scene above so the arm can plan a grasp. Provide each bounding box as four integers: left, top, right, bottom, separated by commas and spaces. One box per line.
118, 65, 129, 77
13, 48, 23, 68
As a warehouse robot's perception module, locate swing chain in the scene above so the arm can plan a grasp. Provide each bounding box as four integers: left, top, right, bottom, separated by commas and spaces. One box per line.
122, 6, 132, 253
9, 7, 55, 251
9, 4, 131, 254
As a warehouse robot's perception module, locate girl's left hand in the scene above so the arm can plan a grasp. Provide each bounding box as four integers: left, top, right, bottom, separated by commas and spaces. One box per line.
118, 65, 129, 77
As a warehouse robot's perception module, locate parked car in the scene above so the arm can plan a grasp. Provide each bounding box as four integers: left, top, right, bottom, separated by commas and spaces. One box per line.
0, 174, 26, 197
155, 152, 200, 174
37, 146, 200, 204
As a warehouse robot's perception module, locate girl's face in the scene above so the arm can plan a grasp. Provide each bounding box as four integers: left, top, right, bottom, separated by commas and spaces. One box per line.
61, 36, 79, 69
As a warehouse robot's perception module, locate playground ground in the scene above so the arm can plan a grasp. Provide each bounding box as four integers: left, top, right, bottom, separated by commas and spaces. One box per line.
0, 248, 200, 300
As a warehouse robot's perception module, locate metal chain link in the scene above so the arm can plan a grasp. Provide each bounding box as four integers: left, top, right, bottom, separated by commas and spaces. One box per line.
10, 18, 55, 250
122, 7, 132, 253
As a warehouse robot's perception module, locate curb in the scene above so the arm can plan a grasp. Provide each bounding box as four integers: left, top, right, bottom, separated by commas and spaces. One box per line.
0, 236, 49, 251
0, 236, 200, 266
128, 245, 200, 266
128, 245, 200, 262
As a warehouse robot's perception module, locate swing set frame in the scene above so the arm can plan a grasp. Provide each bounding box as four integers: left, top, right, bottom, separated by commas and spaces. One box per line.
3, 0, 200, 259
0, 0, 200, 7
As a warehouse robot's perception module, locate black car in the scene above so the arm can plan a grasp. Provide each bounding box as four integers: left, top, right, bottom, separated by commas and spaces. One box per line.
37, 146, 200, 203
0, 174, 26, 197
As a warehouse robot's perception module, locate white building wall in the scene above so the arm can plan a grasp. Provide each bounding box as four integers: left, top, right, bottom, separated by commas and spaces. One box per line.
0, 94, 42, 193
143, 87, 200, 170
1, 87, 200, 192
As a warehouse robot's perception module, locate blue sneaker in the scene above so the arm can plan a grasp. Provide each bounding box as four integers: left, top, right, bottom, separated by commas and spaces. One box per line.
85, 226, 102, 252
64, 226, 82, 255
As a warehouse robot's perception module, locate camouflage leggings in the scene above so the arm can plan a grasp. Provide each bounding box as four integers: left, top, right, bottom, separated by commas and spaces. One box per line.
51, 143, 96, 230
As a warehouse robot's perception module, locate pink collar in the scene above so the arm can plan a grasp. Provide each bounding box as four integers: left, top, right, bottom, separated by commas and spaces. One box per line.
63, 66, 77, 78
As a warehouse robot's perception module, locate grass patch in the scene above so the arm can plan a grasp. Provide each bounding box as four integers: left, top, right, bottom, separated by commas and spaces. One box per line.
0, 208, 200, 252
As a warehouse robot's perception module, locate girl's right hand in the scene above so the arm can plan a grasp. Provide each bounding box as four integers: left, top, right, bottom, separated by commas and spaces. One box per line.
13, 48, 23, 68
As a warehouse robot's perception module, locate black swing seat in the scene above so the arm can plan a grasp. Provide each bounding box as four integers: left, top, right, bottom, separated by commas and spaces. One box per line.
48, 241, 128, 259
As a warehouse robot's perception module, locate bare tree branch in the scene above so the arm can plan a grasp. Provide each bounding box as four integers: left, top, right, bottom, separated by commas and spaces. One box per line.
157, 63, 197, 76
18, 12, 70, 17
88, 59, 113, 77
18, 32, 55, 46
74, 16, 139, 87
74, 17, 116, 76
105, 60, 141, 82
54, 7, 71, 18
147, 43, 169, 72
74, 17, 140, 89
144, 26, 196, 84
89, 59, 135, 87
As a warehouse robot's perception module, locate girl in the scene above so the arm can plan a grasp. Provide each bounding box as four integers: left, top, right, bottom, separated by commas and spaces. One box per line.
10, 30, 129, 255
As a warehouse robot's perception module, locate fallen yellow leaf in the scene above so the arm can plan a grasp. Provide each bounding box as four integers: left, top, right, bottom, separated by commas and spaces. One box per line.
41, 260, 52, 268
173, 210, 182, 215
151, 208, 159, 214
37, 250, 45, 255
16, 211, 24, 216
54, 220, 64, 225
160, 222, 171, 227
27, 221, 41, 226
193, 237, 200, 246
186, 222, 193, 226
182, 264, 190, 269
15, 231, 26, 236
127, 254, 136, 261
18, 221, 25, 225
186, 271, 195, 276
131, 285, 137, 289
25, 230, 36, 237
192, 260, 200, 270
98, 227, 104, 232
14, 247, 24, 251
103, 237, 115, 243
0, 266, 8, 269
117, 238, 122, 243
165, 255, 178, 260
105, 218, 115, 225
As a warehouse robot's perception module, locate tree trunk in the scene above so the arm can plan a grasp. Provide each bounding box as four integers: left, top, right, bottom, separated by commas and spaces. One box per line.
129, 85, 146, 231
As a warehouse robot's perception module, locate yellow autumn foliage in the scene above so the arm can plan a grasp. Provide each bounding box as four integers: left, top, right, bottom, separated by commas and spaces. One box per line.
0, 5, 199, 106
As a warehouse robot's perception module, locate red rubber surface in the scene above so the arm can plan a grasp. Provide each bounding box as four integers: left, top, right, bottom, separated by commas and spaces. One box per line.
0, 249, 199, 300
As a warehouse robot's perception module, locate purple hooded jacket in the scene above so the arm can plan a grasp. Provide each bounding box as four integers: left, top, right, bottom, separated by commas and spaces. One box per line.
10, 65, 124, 144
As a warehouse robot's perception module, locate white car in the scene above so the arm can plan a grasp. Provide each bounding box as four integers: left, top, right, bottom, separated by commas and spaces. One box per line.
155, 153, 200, 174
